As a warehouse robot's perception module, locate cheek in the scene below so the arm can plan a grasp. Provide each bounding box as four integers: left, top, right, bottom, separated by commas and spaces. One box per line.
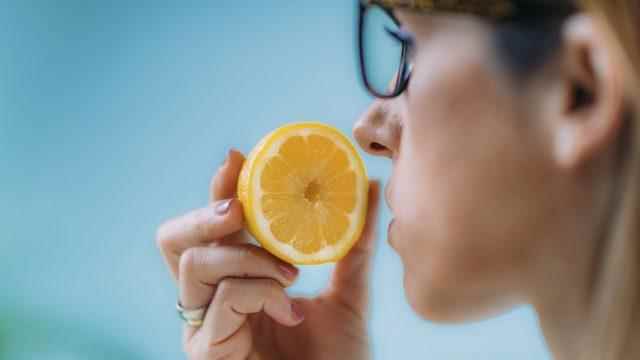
393, 146, 536, 321
394, 45, 511, 278
389, 38, 546, 320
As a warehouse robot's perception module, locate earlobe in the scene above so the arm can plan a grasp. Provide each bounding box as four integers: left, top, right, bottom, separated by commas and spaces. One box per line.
552, 15, 624, 171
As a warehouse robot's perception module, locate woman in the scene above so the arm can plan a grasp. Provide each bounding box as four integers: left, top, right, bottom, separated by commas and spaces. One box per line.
156, 0, 640, 359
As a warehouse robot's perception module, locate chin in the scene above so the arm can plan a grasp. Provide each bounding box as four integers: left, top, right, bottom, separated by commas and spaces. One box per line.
403, 271, 474, 324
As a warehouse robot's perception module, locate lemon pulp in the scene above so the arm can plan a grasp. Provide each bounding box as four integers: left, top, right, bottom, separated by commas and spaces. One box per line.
237, 122, 368, 264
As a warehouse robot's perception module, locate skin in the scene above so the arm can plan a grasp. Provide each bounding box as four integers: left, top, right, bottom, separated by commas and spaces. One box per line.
156, 8, 625, 360
157, 148, 380, 360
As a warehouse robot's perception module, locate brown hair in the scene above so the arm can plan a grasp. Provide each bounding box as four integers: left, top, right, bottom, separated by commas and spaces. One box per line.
578, 1, 640, 358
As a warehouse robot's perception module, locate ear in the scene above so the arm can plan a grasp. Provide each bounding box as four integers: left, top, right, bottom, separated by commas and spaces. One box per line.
552, 15, 625, 170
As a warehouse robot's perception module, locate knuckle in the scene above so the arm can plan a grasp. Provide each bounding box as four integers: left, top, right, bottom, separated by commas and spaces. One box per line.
216, 278, 239, 300
179, 247, 201, 276
265, 278, 283, 298
193, 208, 216, 239
155, 220, 172, 250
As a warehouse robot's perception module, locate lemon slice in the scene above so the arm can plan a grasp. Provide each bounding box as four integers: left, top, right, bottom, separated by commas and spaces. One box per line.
237, 122, 369, 265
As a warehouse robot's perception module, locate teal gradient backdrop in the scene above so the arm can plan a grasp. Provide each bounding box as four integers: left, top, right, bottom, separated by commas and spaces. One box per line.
1, 1, 550, 359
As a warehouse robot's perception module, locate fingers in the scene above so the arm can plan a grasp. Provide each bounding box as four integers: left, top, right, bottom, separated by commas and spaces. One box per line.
178, 244, 302, 357
199, 278, 303, 344
210, 149, 249, 246
328, 180, 381, 311
346, 180, 381, 258
210, 149, 245, 202
185, 278, 303, 359
156, 149, 247, 281
178, 244, 299, 310
156, 199, 244, 281
187, 321, 252, 360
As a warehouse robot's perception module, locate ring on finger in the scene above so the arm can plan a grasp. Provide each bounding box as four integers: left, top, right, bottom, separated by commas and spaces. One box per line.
176, 301, 207, 327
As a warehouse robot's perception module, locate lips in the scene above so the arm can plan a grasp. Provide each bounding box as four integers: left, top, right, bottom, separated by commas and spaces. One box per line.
387, 217, 396, 250
384, 182, 396, 249
387, 217, 395, 234
384, 183, 393, 213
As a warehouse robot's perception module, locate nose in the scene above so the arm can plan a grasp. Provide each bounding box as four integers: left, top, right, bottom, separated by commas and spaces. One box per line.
352, 100, 401, 159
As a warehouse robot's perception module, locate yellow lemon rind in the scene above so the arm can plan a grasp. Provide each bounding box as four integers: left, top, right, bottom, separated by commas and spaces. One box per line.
237, 122, 368, 265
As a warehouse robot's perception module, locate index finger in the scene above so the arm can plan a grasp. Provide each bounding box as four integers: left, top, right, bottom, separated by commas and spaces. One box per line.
156, 199, 244, 281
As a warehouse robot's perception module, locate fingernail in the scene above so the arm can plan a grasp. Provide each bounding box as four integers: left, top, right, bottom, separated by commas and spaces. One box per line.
291, 302, 305, 322
215, 199, 233, 215
279, 263, 299, 281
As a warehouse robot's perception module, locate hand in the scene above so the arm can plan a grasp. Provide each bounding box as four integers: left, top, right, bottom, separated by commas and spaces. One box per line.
156, 149, 381, 360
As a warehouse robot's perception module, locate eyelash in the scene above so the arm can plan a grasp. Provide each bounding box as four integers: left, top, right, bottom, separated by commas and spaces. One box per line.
384, 27, 416, 58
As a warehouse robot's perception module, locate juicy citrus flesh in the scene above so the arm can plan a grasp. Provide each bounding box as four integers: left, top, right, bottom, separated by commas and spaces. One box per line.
238, 122, 368, 265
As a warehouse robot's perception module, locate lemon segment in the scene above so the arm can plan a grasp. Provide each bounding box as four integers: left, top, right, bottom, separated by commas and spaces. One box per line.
237, 122, 368, 265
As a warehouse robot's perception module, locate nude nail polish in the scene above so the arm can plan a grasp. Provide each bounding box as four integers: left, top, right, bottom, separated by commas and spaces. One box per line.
279, 263, 299, 280
291, 302, 305, 322
215, 199, 233, 215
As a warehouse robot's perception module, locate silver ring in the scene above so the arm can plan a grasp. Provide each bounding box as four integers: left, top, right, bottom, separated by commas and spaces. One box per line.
176, 301, 207, 327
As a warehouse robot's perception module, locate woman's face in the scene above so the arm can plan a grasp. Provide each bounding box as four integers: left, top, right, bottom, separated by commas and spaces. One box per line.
354, 10, 564, 322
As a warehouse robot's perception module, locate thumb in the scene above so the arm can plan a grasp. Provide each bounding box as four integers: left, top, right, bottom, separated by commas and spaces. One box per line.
326, 180, 381, 313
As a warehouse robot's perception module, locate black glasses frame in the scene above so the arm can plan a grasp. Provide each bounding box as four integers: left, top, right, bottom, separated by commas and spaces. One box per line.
356, 0, 578, 99
357, 1, 412, 99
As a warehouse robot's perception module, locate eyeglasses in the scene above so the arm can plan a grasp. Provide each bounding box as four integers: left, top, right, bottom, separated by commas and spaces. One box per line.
356, 0, 577, 99
357, 1, 413, 99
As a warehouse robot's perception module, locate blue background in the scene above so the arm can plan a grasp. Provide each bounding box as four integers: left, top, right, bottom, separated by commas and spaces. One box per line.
1, 1, 550, 359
